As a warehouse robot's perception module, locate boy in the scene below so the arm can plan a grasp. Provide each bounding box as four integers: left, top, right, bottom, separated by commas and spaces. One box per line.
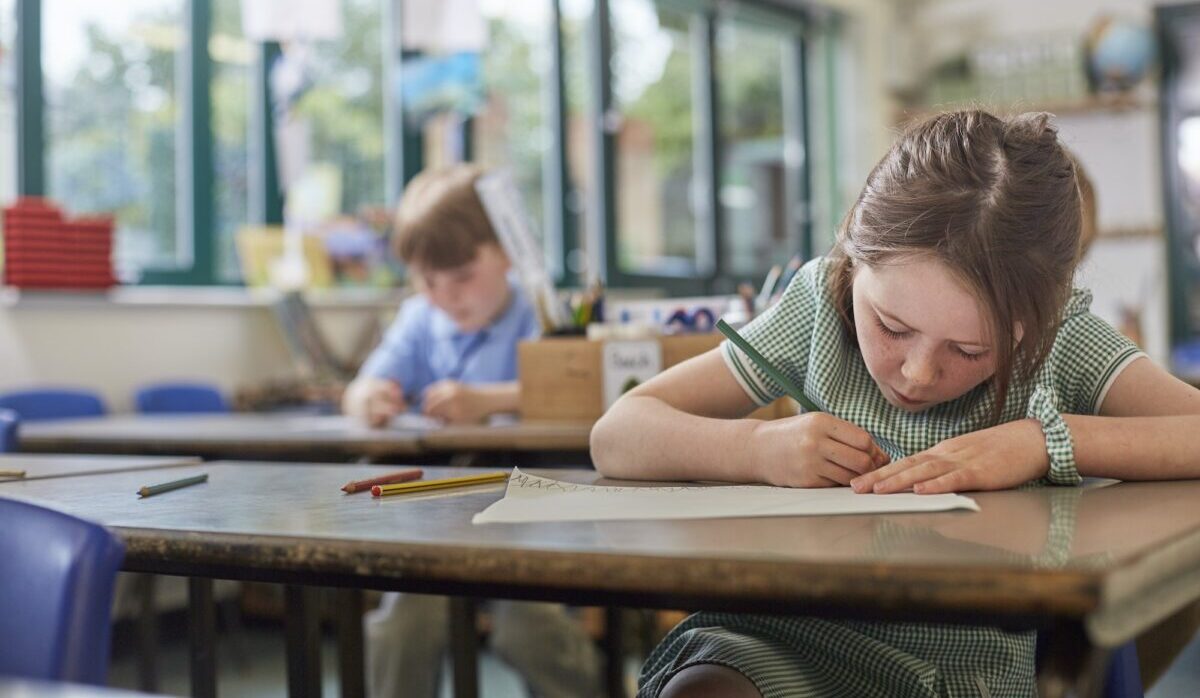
343, 164, 600, 698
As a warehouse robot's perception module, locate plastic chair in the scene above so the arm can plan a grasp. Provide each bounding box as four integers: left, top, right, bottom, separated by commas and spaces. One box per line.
0, 497, 125, 684
0, 389, 106, 422
0, 409, 17, 452
1037, 633, 1143, 697
134, 382, 229, 414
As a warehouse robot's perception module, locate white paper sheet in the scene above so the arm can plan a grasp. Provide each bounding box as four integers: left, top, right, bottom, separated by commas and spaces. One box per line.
472, 468, 980, 524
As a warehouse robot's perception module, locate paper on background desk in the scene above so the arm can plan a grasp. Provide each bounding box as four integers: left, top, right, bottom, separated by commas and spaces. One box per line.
472, 468, 980, 524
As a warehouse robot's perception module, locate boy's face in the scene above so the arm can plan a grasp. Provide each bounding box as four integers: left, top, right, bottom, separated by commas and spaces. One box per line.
412, 243, 513, 332
851, 256, 999, 412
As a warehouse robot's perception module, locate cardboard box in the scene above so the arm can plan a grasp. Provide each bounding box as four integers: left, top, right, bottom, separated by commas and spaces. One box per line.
518, 334, 795, 421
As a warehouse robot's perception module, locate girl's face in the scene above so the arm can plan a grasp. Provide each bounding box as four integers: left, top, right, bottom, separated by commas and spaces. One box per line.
852, 256, 999, 412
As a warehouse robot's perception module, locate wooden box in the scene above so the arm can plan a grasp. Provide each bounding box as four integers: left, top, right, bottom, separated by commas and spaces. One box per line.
518, 334, 793, 421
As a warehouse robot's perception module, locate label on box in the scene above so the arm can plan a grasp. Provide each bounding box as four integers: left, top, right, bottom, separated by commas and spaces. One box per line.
602, 340, 663, 409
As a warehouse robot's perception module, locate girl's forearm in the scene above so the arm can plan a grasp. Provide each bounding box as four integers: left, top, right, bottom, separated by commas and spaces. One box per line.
591, 395, 761, 482
1065, 414, 1200, 480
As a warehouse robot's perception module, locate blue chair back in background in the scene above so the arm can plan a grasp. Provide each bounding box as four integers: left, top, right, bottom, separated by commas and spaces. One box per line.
0, 389, 106, 422
0, 409, 17, 452
134, 382, 229, 414
0, 498, 125, 684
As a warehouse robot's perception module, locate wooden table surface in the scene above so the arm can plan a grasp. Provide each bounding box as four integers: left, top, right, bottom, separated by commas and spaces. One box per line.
4, 461, 1199, 652
0, 453, 200, 481
16, 414, 592, 459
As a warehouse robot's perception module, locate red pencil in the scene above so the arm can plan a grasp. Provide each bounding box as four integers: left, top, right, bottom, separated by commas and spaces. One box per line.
341, 468, 423, 494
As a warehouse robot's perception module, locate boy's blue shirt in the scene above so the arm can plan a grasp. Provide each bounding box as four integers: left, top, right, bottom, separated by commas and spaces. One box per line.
357, 280, 539, 407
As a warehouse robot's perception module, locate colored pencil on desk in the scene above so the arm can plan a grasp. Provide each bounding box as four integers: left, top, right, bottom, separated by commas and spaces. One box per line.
0, 469, 26, 478
716, 319, 821, 413
341, 468, 424, 494
371, 471, 509, 497
138, 473, 208, 498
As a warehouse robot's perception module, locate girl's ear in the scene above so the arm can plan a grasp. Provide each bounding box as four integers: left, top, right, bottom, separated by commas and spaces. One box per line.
1012, 321, 1025, 347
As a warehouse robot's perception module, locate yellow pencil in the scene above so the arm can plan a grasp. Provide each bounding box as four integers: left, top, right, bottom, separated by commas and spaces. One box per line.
0, 469, 26, 478
371, 471, 509, 497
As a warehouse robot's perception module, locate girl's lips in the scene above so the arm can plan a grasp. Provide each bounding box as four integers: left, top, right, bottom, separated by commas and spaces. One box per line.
892, 388, 925, 406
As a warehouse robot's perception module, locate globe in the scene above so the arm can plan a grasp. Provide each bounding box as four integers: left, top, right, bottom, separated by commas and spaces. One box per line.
1084, 16, 1156, 93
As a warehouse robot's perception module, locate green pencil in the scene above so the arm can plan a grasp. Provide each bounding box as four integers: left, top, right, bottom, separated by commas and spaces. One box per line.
138, 473, 208, 498
716, 318, 821, 413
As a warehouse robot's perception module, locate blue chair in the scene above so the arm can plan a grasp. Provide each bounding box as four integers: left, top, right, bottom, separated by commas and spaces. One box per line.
0, 409, 17, 452
134, 382, 229, 414
0, 498, 125, 684
0, 389, 106, 422
1104, 642, 1143, 698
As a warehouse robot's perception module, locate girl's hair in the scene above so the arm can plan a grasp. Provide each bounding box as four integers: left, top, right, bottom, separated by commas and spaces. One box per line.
392, 163, 500, 270
828, 110, 1082, 419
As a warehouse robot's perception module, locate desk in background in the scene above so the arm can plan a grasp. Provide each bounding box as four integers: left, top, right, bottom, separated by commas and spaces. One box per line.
4, 462, 1200, 698
15, 413, 591, 463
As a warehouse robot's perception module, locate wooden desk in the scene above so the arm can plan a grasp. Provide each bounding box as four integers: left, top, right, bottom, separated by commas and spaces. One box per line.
5, 464, 1199, 698
16, 414, 426, 461
0, 454, 200, 481
418, 420, 591, 453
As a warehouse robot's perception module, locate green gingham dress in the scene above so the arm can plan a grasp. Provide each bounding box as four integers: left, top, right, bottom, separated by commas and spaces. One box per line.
638, 257, 1144, 698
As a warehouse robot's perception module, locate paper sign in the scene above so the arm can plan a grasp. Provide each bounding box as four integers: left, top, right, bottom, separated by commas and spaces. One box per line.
602, 340, 662, 409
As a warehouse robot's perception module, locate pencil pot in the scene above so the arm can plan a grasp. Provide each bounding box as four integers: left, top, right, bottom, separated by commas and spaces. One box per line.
518, 335, 794, 421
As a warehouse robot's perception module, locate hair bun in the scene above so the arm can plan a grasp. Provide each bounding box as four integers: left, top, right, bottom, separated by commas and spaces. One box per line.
1005, 112, 1059, 147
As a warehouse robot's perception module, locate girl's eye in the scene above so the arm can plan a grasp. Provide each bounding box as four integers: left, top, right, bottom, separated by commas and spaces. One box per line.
956, 348, 987, 362
874, 318, 910, 339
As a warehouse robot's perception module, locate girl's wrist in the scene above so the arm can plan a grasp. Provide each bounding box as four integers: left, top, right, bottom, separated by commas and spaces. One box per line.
1018, 417, 1052, 479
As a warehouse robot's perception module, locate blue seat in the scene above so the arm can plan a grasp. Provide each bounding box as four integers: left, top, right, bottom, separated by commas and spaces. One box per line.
134, 382, 229, 414
0, 498, 125, 684
0, 409, 17, 452
1104, 642, 1143, 698
0, 389, 106, 422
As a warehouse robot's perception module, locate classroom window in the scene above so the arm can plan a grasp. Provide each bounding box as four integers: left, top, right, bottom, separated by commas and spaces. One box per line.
473, 0, 552, 244
42, 0, 185, 273
610, 0, 697, 277
561, 0, 594, 279
290, 0, 386, 216
0, 0, 16, 208
717, 21, 788, 278
210, 0, 250, 282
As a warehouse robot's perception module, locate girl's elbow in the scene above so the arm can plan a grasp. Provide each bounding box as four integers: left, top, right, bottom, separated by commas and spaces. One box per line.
590, 408, 621, 475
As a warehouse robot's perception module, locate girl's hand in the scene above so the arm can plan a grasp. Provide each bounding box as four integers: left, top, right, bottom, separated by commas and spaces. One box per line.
343, 378, 406, 428
850, 418, 1050, 494
422, 381, 487, 424
751, 412, 890, 488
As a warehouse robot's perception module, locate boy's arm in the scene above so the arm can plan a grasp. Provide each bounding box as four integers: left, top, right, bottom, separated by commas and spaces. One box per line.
422, 381, 520, 424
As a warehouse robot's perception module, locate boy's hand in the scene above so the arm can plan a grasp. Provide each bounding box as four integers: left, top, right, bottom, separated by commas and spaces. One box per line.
422, 381, 488, 424
850, 418, 1050, 494
751, 412, 890, 488
342, 378, 406, 428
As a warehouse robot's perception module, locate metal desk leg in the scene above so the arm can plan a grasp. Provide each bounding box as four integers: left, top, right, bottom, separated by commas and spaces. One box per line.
1037, 622, 1111, 698
448, 598, 479, 698
136, 573, 159, 692
188, 577, 217, 698
604, 607, 626, 698
335, 588, 365, 698
285, 585, 323, 698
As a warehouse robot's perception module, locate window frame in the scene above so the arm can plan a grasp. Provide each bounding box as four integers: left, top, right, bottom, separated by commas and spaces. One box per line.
10, 0, 817, 291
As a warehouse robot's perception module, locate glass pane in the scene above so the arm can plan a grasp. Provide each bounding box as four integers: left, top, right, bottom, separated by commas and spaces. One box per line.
291, 0, 385, 214
717, 22, 788, 278
475, 0, 550, 244
562, 0, 593, 279
0, 0, 16, 207
611, 0, 696, 277
43, 0, 185, 272
211, 0, 250, 282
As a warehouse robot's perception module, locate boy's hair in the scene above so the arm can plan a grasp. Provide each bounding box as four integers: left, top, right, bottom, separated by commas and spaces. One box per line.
828, 110, 1082, 420
392, 164, 500, 270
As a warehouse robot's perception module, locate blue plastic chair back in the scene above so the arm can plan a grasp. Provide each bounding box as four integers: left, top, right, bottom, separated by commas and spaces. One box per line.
0, 409, 17, 452
134, 382, 229, 414
0, 389, 106, 422
0, 497, 125, 684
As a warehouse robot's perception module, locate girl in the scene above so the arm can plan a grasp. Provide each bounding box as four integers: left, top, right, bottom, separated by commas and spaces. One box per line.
591, 110, 1200, 697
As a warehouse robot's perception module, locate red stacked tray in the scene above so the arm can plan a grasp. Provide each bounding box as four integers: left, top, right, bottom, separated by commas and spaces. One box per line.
3, 197, 117, 290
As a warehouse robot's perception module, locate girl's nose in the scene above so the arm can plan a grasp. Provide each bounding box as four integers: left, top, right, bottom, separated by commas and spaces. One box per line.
901, 351, 939, 387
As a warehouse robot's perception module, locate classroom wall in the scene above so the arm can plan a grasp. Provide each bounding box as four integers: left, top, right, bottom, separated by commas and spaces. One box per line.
0, 297, 394, 413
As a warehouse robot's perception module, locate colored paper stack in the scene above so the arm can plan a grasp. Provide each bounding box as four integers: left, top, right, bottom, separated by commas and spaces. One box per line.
2, 197, 117, 290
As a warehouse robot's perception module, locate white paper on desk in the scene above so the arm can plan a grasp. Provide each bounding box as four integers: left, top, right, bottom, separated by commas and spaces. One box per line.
472, 468, 979, 524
